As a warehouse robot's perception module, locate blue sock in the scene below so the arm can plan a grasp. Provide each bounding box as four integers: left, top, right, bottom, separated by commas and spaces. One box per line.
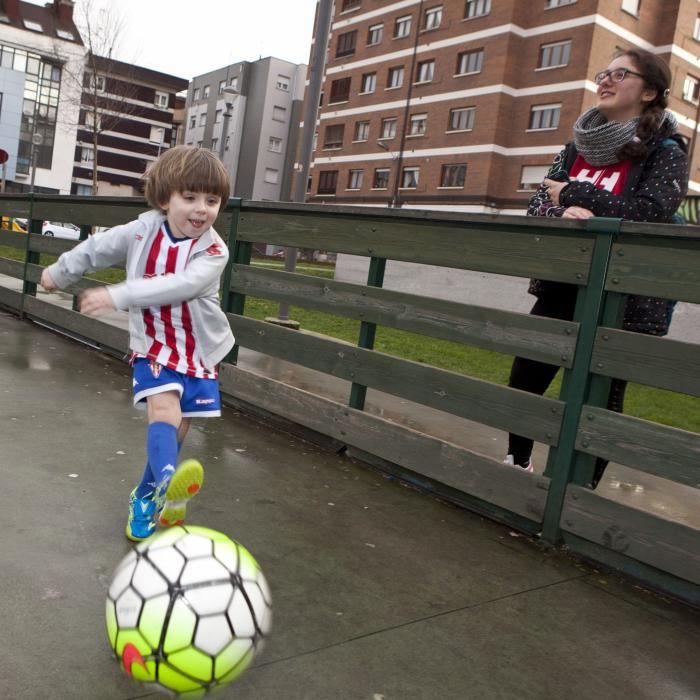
147, 422, 178, 488
134, 434, 183, 499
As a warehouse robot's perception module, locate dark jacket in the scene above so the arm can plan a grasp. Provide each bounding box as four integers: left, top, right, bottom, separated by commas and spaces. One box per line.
528, 132, 689, 335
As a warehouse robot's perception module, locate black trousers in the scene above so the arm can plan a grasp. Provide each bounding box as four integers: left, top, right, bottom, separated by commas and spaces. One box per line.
507, 291, 626, 487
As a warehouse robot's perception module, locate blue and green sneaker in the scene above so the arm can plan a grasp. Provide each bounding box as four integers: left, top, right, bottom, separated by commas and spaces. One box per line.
153, 459, 204, 528
125, 489, 157, 542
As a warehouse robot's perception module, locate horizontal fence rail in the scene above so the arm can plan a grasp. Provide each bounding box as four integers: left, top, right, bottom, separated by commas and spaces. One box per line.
0, 194, 698, 606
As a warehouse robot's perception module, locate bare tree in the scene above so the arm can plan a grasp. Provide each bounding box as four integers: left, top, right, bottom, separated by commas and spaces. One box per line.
56, 0, 142, 194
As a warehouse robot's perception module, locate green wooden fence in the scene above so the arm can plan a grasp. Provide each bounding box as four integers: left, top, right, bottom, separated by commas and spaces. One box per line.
0, 194, 698, 606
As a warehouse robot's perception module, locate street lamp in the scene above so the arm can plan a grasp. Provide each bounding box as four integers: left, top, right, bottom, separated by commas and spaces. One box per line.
218, 85, 240, 161
29, 132, 43, 193
377, 140, 400, 208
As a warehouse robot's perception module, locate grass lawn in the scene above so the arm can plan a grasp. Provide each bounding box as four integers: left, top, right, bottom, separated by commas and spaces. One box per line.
1, 245, 697, 432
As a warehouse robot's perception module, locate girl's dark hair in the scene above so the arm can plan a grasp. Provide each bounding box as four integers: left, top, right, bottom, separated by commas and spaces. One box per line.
614, 48, 672, 161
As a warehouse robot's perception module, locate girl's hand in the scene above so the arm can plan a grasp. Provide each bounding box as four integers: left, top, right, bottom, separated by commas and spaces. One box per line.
40, 268, 57, 291
79, 287, 115, 316
543, 178, 568, 205
562, 206, 595, 220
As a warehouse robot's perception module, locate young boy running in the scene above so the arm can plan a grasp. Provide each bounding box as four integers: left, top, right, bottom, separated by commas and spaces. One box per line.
40, 146, 235, 541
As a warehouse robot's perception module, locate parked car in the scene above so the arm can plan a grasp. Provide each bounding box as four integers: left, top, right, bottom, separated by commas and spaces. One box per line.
0, 216, 27, 232
42, 221, 80, 240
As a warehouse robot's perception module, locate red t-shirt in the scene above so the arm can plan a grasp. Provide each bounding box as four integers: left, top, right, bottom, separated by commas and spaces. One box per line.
568, 154, 632, 195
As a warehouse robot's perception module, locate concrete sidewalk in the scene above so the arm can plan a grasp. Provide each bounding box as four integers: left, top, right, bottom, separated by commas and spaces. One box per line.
1, 309, 699, 700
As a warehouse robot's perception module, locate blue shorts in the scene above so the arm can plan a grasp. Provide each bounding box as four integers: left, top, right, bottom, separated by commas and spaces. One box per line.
132, 358, 221, 418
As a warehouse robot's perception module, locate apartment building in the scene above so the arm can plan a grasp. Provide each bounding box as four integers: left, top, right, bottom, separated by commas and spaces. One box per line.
304, 0, 700, 213
185, 57, 307, 201
71, 55, 188, 196
0, 0, 84, 193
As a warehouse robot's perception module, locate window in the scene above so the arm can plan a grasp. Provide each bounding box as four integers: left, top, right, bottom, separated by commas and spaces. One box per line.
440, 164, 467, 188
387, 66, 404, 89
215, 109, 222, 123
23, 19, 43, 31
336, 30, 357, 57
75, 184, 92, 196
317, 170, 338, 194
329, 77, 351, 103
519, 165, 549, 191
347, 169, 364, 189
193, 87, 200, 101
361, 72, 376, 93
276, 75, 290, 91
56, 28, 74, 40
218, 80, 227, 95
272, 105, 287, 122
269, 136, 283, 152
324, 124, 345, 149
683, 75, 700, 104
538, 40, 571, 69
341, 0, 361, 11
230, 76, 239, 91
211, 138, 218, 152
401, 167, 419, 189
154, 91, 169, 109
80, 146, 94, 164
85, 111, 101, 129
202, 85, 210, 98
373, 168, 390, 189
621, 0, 640, 16
90, 74, 105, 92
394, 15, 412, 38
189, 116, 196, 129
380, 117, 397, 139
409, 113, 427, 136
150, 125, 165, 143
424, 6, 443, 30
354, 120, 370, 141
694, 15, 700, 42
464, 0, 491, 18
367, 23, 383, 45
529, 104, 561, 130
264, 168, 279, 184
416, 60, 435, 83
456, 49, 484, 75
545, 0, 576, 7
448, 106, 475, 131
199, 113, 207, 126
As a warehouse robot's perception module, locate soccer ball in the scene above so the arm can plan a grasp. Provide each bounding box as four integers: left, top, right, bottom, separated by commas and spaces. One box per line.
105, 525, 272, 697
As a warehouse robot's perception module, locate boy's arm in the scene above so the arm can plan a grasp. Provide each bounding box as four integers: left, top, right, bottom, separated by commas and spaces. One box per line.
107, 244, 228, 310
45, 222, 133, 289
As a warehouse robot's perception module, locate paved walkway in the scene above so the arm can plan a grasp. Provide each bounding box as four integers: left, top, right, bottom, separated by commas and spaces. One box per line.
1, 309, 700, 700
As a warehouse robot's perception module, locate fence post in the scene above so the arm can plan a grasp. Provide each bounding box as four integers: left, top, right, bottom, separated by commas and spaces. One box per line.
20, 195, 41, 317
221, 198, 245, 365
349, 255, 386, 410
540, 217, 622, 543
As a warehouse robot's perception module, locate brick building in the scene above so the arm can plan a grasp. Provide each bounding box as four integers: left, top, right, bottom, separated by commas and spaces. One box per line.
303, 0, 700, 213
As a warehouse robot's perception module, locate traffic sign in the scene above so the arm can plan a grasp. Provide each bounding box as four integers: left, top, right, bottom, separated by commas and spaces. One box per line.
0, 149, 8, 164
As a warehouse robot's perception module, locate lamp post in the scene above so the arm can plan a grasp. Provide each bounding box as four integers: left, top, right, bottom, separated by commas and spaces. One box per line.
29, 132, 43, 193
218, 85, 240, 162
377, 141, 400, 207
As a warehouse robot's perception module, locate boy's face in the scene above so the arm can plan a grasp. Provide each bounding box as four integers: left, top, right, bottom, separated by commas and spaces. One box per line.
161, 191, 221, 239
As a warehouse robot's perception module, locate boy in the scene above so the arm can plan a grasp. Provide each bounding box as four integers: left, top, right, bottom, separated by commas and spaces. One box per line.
40, 146, 235, 541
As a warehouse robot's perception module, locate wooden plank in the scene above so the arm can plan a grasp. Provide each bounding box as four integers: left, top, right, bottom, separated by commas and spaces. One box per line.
233, 265, 578, 366
237, 210, 594, 283
219, 363, 548, 521
0, 197, 32, 218
0, 258, 23, 278
591, 327, 700, 396
31, 198, 146, 228
606, 237, 700, 303
0, 229, 27, 249
0, 285, 21, 311
561, 485, 700, 585
576, 405, 700, 488
230, 314, 564, 443
22, 296, 128, 352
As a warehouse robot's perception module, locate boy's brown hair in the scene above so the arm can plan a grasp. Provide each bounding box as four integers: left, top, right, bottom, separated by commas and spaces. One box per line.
144, 146, 230, 210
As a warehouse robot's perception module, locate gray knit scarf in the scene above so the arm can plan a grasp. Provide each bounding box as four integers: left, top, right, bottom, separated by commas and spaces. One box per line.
572, 107, 678, 167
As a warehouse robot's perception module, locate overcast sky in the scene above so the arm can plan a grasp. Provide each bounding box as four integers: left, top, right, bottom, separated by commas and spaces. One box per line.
40, 0, 319, 81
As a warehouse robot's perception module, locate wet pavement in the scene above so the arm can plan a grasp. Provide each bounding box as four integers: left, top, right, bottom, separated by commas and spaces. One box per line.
1, 309, 700, 700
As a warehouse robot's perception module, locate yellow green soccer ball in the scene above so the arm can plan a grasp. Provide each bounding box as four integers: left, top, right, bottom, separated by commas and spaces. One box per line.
105, 526, 272, 697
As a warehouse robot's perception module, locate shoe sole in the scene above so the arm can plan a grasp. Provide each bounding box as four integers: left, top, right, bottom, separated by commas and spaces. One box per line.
125, 523, 154, 542
158, 459, 204, 527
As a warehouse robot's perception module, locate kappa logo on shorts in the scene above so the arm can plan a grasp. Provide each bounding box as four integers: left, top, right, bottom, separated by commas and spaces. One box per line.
149, 361, 162, 378
195, 398, 215, 405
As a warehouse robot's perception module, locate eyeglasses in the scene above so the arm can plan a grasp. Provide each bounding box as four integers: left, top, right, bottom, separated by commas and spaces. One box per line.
594, 68, 646, 85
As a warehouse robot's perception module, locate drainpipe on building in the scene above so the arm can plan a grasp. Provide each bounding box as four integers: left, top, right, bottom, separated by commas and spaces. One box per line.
273, 0, 333, 327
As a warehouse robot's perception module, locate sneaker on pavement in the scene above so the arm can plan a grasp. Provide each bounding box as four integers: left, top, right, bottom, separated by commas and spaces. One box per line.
125, 489, 157, 542
504, 454, 534, 473
154, 458, 204, 528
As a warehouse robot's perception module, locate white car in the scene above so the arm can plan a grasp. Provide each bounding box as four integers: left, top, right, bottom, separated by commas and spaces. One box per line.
42, 221, 80, 240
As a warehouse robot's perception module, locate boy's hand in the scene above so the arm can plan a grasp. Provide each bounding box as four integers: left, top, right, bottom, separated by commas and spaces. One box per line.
79, 287, 115, 316
562, 206, 594, 220
40, 268, 58, 291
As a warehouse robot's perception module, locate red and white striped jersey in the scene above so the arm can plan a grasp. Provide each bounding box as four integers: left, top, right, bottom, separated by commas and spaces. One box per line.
134, 224, 217, 378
